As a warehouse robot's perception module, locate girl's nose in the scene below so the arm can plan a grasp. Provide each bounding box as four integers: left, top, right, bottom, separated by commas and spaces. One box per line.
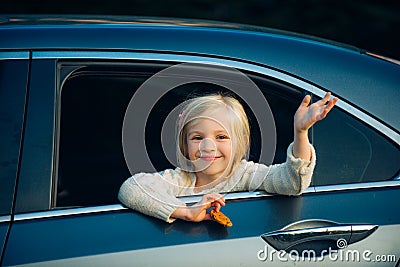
199, 138, 216, 153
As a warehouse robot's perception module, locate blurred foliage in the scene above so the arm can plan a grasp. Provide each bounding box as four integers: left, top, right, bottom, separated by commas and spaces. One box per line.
2, 0, 399, 59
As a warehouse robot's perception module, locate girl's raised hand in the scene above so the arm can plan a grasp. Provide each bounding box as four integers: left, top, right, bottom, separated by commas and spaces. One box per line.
294, 92, 338, 133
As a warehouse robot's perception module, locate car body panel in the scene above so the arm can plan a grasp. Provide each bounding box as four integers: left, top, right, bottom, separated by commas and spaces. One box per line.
9, 227, 398, 267
4, 187, 400, 266
10, 227, 399, 267
0, 221, 9, 264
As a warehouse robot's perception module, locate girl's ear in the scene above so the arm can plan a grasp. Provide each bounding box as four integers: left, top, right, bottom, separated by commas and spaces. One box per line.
244, 134, 250, 146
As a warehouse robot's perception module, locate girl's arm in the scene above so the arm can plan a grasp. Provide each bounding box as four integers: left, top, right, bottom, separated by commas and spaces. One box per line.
119, 172, 225, 223
118, 172, 186, 223
293, 92, 338, 161
253, 92, 336, 196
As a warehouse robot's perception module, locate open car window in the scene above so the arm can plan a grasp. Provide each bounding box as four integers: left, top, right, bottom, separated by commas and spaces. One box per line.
55, 61, 302, 208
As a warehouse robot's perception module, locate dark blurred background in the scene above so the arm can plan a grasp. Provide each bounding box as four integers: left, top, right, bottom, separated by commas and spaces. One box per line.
2, 0, 399, 60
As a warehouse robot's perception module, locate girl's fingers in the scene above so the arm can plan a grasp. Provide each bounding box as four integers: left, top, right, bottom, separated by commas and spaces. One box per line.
200, 193, 225, 208
213, 202, 221, 212
211, 193, 226, 212
301, 95, 311, 107
316, 92, 331, 106
321, 92, 331, 105
215, 194, 226, 206
316, 97, 338, 121
331, 97, 339, 106
210, 193, 225, 203
323, 97, 338, 113
197, 193, 226, 215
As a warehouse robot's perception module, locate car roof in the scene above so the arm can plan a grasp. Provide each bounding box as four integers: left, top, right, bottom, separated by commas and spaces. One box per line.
1, 15, 399, 132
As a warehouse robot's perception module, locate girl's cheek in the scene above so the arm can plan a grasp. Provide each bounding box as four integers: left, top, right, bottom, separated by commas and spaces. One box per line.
220, 140, 232, 149
187, 143, 198, 157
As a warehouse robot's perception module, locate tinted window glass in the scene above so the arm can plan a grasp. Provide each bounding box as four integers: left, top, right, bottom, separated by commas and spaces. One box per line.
0, 59, 28, 215
56, 62, 302, 208
313, 104, 400, 186
57, 65, 146, 207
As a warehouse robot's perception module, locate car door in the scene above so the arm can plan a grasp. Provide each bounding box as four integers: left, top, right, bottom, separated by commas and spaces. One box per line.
2, 52, 399, 266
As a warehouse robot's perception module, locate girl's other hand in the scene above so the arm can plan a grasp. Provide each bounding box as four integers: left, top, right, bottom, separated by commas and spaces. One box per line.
184, 193, 226, 222
294, 92, 338, 133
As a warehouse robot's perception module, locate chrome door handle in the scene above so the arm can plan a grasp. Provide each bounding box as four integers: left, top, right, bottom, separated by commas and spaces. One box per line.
261, 219, 378, 251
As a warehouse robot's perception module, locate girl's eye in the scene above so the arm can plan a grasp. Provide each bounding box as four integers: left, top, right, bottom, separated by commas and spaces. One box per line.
216, 135, 229, 140
191, 136, 203, 141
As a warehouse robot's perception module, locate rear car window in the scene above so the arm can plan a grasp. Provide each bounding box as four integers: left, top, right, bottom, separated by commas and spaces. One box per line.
312, 101, 400, 186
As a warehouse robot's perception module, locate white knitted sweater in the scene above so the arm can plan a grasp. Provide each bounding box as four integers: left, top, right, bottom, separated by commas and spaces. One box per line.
118, 143, 316, 222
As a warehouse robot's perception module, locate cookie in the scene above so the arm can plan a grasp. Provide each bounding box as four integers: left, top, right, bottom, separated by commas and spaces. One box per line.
210, 209, 233, 227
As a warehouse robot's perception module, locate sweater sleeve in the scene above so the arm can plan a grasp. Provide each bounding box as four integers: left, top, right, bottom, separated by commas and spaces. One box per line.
118, 170, 187, 223
260, 142, 316, 195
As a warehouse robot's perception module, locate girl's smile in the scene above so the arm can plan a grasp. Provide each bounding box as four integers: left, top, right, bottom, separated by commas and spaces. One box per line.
199, 156, 222, 161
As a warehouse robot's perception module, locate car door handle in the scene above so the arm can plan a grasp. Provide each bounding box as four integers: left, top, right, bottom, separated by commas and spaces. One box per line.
261, 219, 378, 252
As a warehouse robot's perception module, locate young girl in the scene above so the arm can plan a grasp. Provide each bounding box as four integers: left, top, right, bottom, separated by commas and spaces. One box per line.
118, 92, 337, 223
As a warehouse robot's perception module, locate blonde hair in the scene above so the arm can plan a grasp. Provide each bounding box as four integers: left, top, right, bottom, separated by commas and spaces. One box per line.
176, 94, 250, 178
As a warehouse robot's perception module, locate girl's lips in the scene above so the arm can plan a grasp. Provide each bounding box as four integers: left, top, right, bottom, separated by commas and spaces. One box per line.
200, 156, 221, 161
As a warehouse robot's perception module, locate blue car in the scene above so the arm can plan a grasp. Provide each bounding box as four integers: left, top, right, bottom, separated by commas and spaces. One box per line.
0, 15, 399, 266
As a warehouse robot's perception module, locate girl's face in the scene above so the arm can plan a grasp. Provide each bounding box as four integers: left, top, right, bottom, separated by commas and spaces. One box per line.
186, 114, 233, 183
